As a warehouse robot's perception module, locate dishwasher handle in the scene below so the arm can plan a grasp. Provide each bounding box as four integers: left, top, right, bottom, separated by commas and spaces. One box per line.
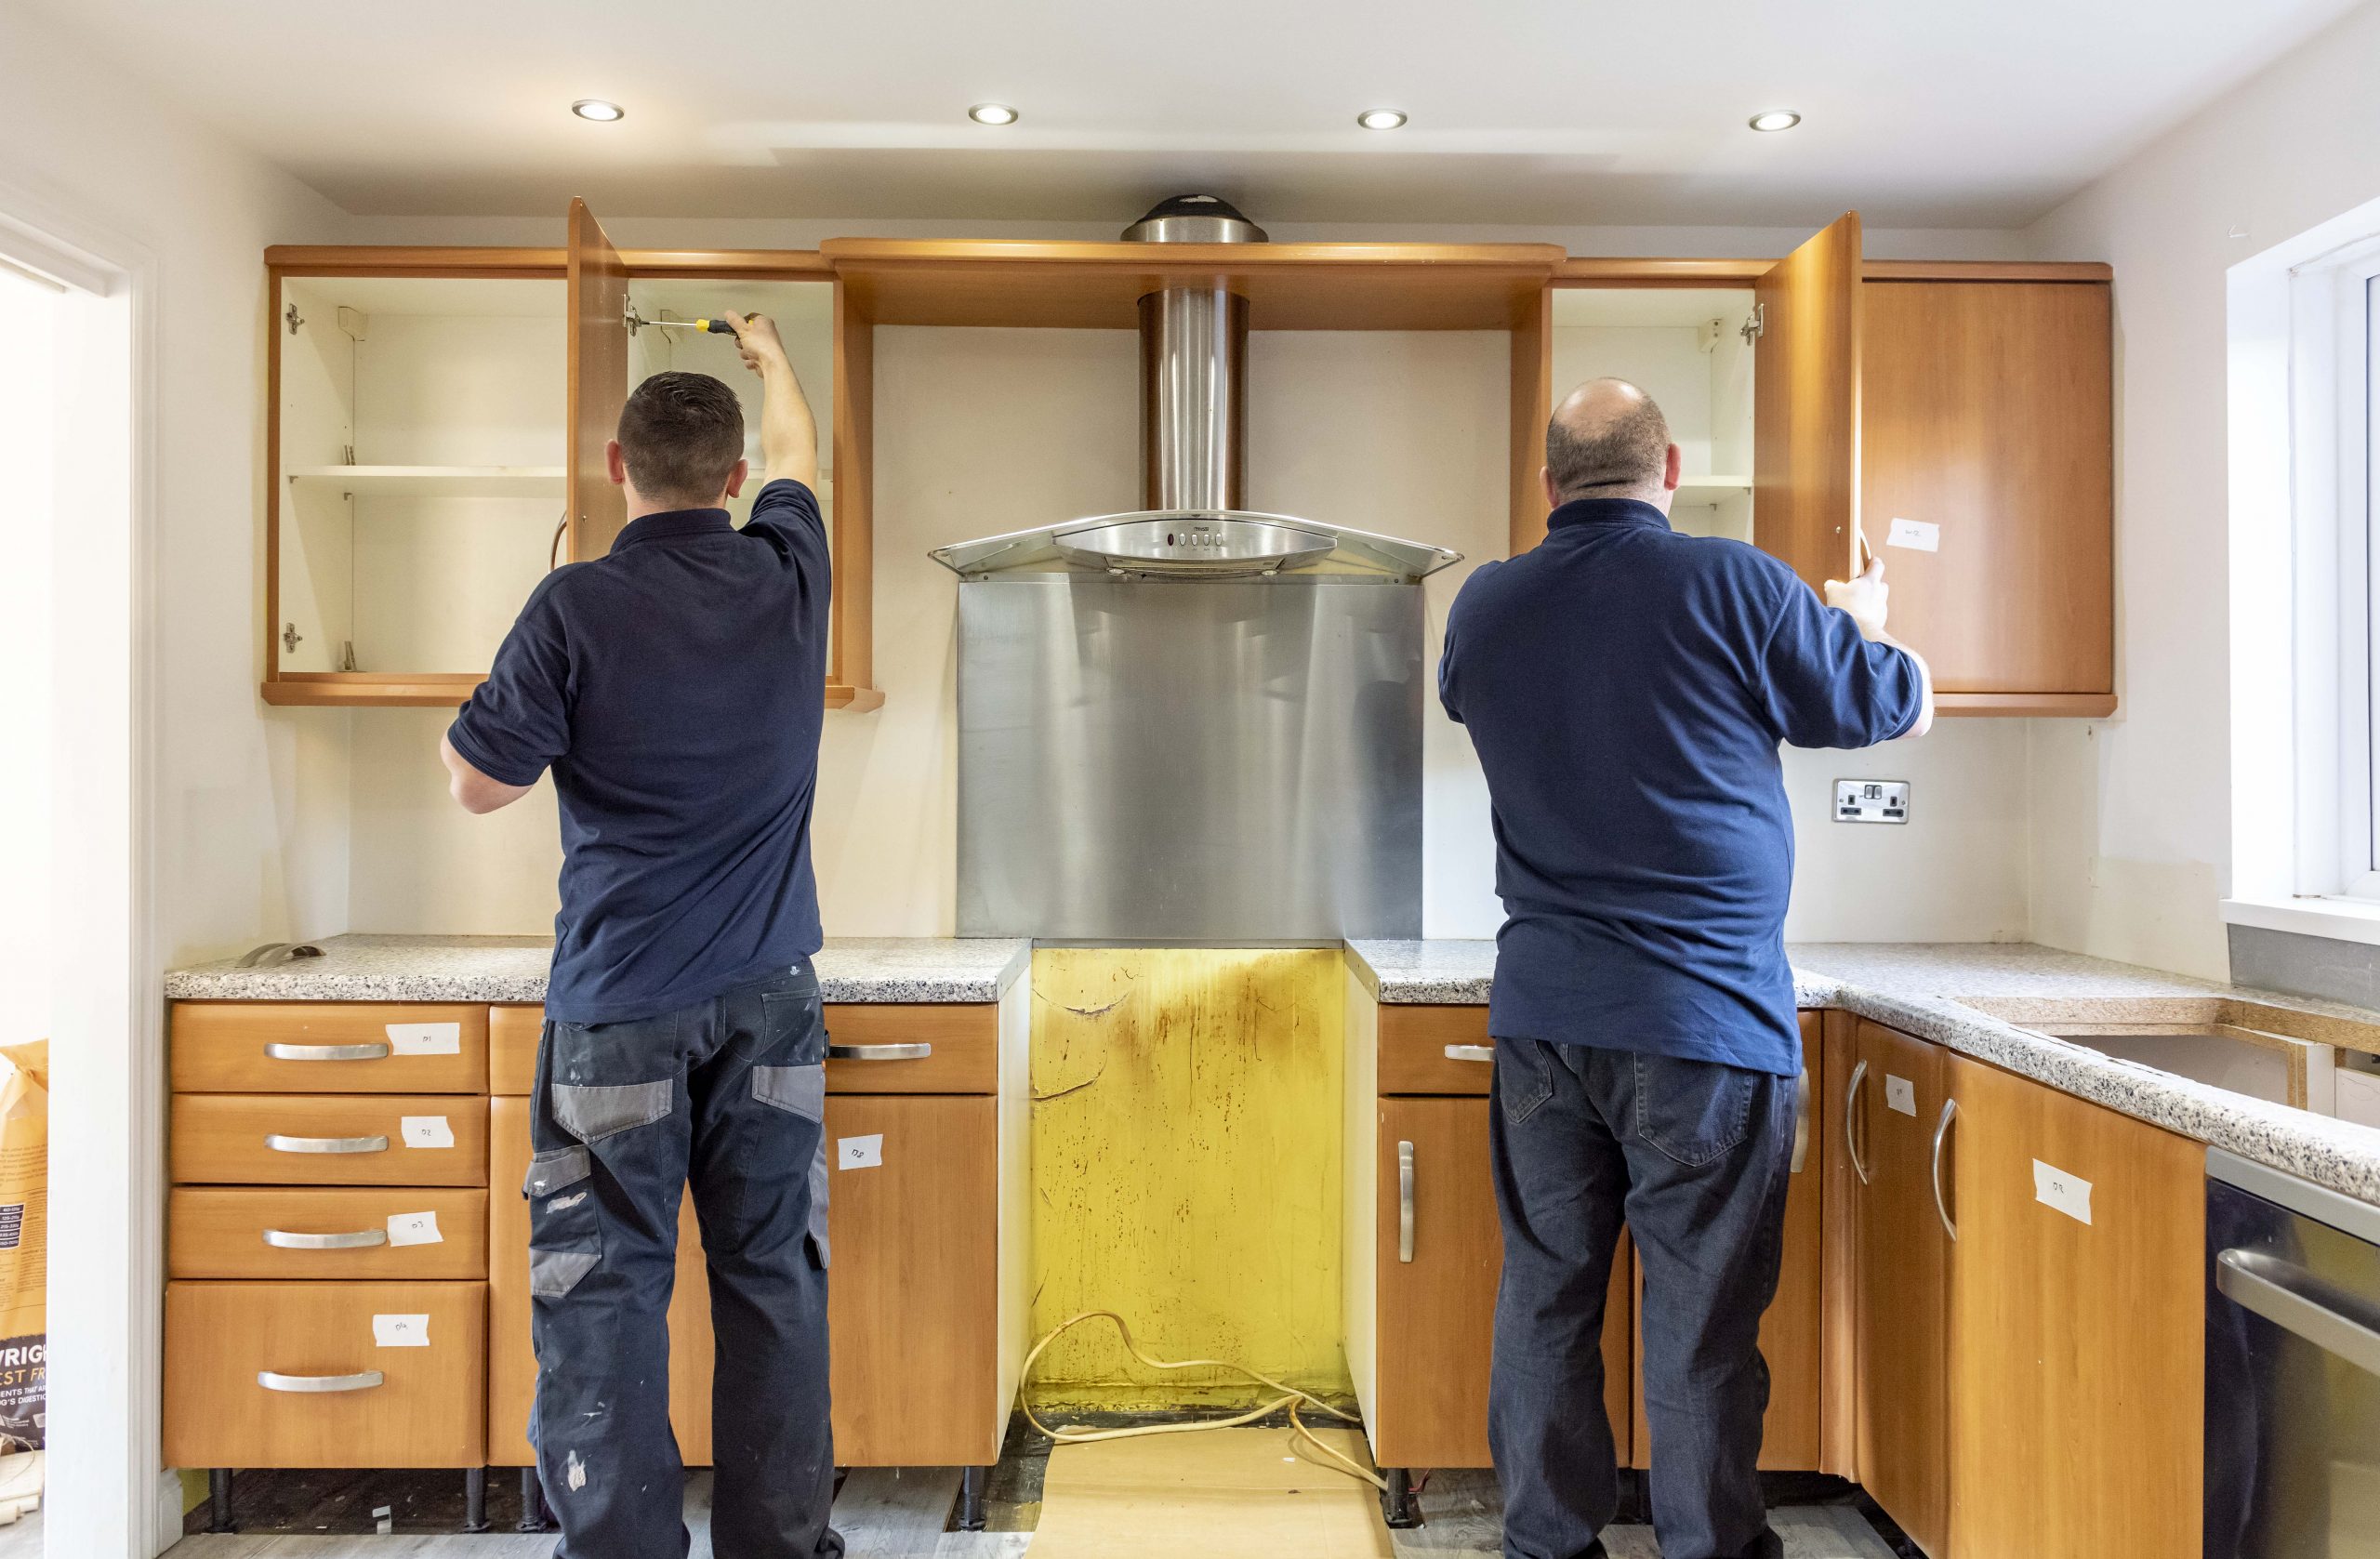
2217, 1248, 2380, 1379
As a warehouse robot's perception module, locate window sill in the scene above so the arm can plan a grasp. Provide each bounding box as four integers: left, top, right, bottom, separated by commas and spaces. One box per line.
2220, 895, 2380, 948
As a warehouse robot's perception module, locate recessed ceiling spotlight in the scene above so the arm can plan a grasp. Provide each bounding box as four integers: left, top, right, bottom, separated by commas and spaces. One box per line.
969, 103, 1020, 126
1357, 108, 1408, 131
571, 99, 625, 123
1748, 109, 1802, 132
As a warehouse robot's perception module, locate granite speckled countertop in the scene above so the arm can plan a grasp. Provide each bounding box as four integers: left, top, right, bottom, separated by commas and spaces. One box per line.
1348, 938, 2380, 1206
164, 933, 1031, 1005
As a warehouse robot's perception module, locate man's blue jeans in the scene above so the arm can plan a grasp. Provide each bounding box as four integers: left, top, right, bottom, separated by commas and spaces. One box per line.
525, 962, 844, 1559
1488, 1037, 1795, 1559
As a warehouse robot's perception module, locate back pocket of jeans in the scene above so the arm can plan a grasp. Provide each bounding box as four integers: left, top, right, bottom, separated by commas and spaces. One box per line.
1633, 1055, 1757, 1168
1497, 1038, 1555, 1126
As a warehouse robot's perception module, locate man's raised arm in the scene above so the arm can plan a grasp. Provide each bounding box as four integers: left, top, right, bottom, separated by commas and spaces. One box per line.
721, 312, 820, 490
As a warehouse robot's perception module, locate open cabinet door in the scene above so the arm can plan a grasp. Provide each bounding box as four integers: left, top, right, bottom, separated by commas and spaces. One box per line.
566, 198, 629, 561
1752, 212, 1862, 589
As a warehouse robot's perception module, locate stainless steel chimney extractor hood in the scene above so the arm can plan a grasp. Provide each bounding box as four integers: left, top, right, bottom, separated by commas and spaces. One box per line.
931, 195, 1461, 585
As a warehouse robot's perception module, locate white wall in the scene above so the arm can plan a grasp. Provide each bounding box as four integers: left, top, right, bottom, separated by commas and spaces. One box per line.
0, 271, 58, 1045
2021, 0, 2380, 978
0, 2, 353, 968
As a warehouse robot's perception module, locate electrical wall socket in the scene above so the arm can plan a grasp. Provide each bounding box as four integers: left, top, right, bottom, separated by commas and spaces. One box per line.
1834, 779, 1910, 825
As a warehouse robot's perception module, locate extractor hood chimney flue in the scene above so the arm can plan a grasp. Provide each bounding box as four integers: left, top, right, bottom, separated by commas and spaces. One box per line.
1125, 196, 1264, 514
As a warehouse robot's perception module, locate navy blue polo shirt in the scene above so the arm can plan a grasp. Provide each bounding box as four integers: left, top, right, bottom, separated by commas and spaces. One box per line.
1439, 498, 1922, 1075
447, 480, 830, 1025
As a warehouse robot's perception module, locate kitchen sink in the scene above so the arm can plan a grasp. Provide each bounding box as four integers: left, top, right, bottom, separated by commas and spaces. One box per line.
1957, 995, 2380, 1125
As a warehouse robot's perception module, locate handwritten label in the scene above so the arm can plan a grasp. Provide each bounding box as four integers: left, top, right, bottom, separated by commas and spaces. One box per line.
385, 1022, 461, 1056
838, 1134, 884, 1170
1884, 1075, 1918, 1116
386, 1210, 443, 1248
373, 1313, 430, 1348
1887, 517, 1940, 552
399, 1116, 455, 1150
2033, 1159, 2094, 1224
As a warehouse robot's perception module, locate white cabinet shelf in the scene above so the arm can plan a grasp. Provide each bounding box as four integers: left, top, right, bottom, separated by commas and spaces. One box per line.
1676, 474, 1752, 502
285, 465, 566, 497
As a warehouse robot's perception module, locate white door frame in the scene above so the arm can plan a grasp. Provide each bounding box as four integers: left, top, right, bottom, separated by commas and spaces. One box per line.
0, 181, 173, 1554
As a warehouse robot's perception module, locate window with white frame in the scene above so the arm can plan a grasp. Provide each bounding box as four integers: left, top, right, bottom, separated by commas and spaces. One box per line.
2293, 238, 2380, 901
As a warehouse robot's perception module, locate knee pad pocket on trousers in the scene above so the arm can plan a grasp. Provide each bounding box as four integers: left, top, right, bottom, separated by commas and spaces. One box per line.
524, 1144, 602, 1298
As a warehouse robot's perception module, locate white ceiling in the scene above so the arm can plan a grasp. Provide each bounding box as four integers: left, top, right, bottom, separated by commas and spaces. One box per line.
42, 0, 2369, 230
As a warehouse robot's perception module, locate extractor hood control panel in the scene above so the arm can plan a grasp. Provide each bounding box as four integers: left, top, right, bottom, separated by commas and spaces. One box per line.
1834, 779, 1910, 825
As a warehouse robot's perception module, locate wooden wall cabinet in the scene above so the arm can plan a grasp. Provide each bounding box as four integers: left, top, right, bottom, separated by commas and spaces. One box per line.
1840, 1018, 2205, 1559
484, 985, 1030, 1475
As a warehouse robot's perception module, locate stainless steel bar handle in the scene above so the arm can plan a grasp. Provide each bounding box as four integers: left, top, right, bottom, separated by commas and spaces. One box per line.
2216, 1248, 2380, 1379
1791, 1066, 1811, 1174
1844, 1060, 1871, 1185
827, 1043, 932, 1061
258, 1370, 384, 1394
263, 1228, 387, 1250
265, 1133, 390, 1156
1443, 1045, 1495, 1064
1397, 1142, 1416, 1263
264, 1041, 390, 1062
1930, 1098, 1960, 1241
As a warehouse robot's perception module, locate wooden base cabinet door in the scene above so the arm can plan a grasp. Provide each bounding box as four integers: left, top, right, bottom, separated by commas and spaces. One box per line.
1852, 1022, 1951, 1556
826, 1093, 1001, 1467
1945, 1055, 2204, 1559
485, 1097, 715, 1467
165, 1280, 485, 1469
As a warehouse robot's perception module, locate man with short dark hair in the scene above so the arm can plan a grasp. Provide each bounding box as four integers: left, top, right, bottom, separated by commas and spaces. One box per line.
1441, 378, 1930, 1559
440, 315, 844, 1559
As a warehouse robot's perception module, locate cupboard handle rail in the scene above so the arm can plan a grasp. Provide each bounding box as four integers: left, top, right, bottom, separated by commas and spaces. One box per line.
1397, 1141, 1416, 1263
1930, 1098, 1959, 1241
1791, 1066, 1811, 1174
264, 1041, 390, 1062
262, 1228, 388, 1250
2216, 1248, 2380, 1379
265, 1133, 390, 1156
827, 1043, 932, 1061
1844, 1060, 1871, 1185
258, 1370, 384, 1394
1443, 1045, 1495, 1064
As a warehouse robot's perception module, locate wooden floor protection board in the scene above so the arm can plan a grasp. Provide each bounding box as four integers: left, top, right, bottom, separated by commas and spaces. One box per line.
1025, 1427, 1393, 1559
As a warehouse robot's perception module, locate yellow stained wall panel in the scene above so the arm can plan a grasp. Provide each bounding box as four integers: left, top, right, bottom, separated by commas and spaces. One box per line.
1029, 947, 1347, 1407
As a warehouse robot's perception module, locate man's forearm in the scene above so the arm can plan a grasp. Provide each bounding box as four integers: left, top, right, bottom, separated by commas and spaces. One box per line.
1876, 631, 1936, 739
760, 360, 820, 489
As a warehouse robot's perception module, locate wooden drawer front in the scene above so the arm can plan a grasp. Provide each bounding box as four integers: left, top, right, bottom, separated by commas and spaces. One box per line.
172, 1095, 488, 1187
824, 1005, 997, 1094
170, 1188, 488, 1280
164, 1280, 487, 1469
172, 1003, 488, 1094
489, 1006, 542, 1096
1378, 1006, 1495, 1096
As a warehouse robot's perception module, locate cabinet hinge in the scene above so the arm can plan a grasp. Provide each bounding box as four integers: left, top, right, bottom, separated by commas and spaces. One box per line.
1740, 304, 1765, 344
284, 303, 305, 336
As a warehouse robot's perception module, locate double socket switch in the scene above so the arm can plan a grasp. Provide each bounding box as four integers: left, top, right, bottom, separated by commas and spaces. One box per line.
1834, 779, 1909, 825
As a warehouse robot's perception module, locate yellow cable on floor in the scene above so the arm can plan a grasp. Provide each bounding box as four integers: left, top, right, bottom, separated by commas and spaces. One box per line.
1019, 1309, 1390, 1491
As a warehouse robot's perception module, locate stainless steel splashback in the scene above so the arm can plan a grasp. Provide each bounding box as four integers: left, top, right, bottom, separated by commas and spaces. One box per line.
956, 576, 1424, 941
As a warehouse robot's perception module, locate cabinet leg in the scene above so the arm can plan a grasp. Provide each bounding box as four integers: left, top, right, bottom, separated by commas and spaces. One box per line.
206, 1469, 236, 1534
957, 1464, 990, 1531
461, 1467, 489, 1534
1381, 1467, 1421, 1528
519, 1467, 554, 1533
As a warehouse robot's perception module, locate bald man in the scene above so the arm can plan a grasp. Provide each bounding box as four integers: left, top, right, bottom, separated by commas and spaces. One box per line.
1439, 379, 1930, 1559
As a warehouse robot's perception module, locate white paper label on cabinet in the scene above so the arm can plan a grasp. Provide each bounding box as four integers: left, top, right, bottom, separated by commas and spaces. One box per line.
384, 1022, 462, 1057
1886, 517, 1941, 553
373, 1313, 431, 1348
1884, 1075, 1918, 1116
399, 1116, 455, 1150
2033, 1159, 2094, 1224
838, 1134, 884, 1170
386, 1210, 443, 1248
